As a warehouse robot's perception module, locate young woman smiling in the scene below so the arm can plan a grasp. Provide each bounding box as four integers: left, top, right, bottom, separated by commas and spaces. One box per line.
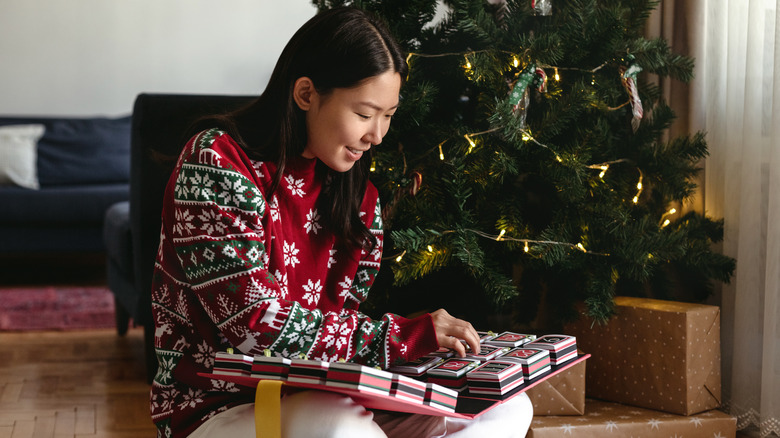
149, 7, 532, 438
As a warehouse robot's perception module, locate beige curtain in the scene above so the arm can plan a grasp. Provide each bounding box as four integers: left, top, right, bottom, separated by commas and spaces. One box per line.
650, 1, 780, 436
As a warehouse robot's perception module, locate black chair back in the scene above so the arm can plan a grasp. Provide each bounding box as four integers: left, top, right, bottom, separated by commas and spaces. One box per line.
130, 93, 256, 328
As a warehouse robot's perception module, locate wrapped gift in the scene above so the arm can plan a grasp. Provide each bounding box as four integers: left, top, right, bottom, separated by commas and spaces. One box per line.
423, 382, 459, 413
427, 358, 480, 390
388, 355, 443, 378
464, 345, 509, 362
500, 347, 551, 380
390, 373, 426, 404
483, 331, 536, 348
526, 358, 585, 416
288, 358, 330, 385
476, 330, 498, 343
525, 335, 577, 365
466, 360, 525, 396
565, 296, 721, 415
326, 361, 394, 396
251, 354, 291, 381
213, 351, 253, 377
527, 399, 736, 437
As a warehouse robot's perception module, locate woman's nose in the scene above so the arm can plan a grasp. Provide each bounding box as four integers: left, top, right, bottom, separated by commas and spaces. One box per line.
364, 121, 384, 145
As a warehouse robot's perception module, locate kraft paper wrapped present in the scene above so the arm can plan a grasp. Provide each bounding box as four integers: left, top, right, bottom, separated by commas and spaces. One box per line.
527, 399, 736, 438
526, 358, 585, 416
565, 296, 721, 415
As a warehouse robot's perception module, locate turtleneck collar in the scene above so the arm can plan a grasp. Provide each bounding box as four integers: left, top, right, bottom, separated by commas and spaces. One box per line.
285, 154, 318, 176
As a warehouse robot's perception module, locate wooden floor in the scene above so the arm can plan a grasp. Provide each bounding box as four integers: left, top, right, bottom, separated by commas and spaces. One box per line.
0, 254, 761, 438
0, 327, 157, 438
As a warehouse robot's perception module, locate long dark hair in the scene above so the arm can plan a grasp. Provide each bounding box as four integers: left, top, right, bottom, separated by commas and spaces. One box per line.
198, 7, 407, 250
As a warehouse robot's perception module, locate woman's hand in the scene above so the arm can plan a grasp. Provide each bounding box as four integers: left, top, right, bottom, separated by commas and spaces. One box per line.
430, 309, 480, 358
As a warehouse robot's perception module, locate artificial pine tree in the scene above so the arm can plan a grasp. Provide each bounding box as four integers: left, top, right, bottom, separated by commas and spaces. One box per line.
313, 0, 735, 328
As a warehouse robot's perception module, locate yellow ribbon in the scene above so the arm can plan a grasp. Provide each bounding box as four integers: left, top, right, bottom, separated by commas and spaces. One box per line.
254, 380, 283, 438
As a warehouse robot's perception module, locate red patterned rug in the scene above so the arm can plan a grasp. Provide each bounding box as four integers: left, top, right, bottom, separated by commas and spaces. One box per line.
0, 286, 116, 331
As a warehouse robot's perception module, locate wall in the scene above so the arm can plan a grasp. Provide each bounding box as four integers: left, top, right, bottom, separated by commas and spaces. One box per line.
0, 0, 317, 116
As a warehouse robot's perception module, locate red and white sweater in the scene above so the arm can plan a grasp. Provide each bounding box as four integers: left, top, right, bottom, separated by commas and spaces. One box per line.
149, 128, 438, 437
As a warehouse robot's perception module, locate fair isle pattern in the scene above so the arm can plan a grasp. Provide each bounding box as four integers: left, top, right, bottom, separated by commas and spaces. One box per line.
149, 129, 432, 438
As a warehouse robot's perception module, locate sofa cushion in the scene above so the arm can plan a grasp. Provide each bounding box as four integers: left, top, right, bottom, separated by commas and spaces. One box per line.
0, 183, 129, 225
0, 116, 131, 187
0, 124, 45, 189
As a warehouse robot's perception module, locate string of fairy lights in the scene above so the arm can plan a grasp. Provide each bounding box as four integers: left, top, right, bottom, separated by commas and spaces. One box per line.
387, 49, 680, 263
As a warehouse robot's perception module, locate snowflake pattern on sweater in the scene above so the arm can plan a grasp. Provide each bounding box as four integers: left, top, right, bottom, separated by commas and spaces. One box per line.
149, 129, 437, 437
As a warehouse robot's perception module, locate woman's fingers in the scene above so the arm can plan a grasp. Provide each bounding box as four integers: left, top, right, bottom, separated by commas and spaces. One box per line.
430, 309, 480, 357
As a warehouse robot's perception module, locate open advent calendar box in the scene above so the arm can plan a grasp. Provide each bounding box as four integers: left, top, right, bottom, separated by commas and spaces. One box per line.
202, 332, 588, 419
565, 296, 722, 415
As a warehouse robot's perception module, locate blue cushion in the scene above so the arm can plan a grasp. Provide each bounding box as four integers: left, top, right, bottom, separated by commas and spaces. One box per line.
0, 116, 131, 186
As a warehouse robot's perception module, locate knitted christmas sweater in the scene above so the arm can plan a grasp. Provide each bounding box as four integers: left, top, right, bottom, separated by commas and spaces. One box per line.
149, 129, 438, 437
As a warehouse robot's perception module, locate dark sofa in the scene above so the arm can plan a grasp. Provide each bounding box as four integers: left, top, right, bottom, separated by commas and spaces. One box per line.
0, 116, 131, 253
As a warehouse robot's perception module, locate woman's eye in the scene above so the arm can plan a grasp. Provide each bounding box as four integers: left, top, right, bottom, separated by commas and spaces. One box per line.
357, 113, 370, 119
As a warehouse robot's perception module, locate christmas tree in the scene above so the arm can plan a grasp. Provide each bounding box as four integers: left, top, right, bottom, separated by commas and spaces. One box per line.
313, 0, 735, 328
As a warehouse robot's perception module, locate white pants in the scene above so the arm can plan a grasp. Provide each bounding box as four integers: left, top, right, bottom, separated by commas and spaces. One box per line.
188, 390, 533, 438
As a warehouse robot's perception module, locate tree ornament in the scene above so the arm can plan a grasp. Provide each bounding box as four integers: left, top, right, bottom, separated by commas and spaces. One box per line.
508, 63, 537, 111
508, 63, 548, 129
408, 171, 423, 196
620, 55, 644, 132
533, 67, 548, 93
532, 0, 552, 16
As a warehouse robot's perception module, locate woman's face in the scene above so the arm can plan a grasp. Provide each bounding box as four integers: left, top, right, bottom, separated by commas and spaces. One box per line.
300, 71, 401, 172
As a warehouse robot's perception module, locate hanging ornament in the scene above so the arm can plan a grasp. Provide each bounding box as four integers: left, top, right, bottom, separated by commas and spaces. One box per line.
532, 0, 552, 16
533, 67, 548, 93
508, 64, 535, 129
509, 63, 536, 111
508, 63, 548, 129
620, 55, 643, 132
408, 171, 423, 196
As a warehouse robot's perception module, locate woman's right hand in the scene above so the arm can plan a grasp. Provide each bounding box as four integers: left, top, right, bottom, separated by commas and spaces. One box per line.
430, 309, 480, 358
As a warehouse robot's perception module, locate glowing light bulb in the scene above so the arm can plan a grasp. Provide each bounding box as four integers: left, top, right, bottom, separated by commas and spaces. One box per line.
598, 165, 609, 179
636, 181, 643, 190
464, 55, 472, 71
662, 219, 671, 227
427, 245, 434, 252
370, 160, 376, 172
465, 135, 476, 153
576, 243, 586, 252
438, 142, 445, 161
554, 68, 560, 81
497, 229, 506, 241
521, 132, 532, 142
524, 242, 529, 253
668, 208, 677, 215
632, 195, 639, 204
513, 57, 520, 68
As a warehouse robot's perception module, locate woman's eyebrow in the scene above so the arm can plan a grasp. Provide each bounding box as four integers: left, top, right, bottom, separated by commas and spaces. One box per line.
357, 101, 400, 111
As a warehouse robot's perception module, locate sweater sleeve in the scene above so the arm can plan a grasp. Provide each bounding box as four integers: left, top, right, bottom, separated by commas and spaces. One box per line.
160, 129, 436, 368
304, 194, 439, 366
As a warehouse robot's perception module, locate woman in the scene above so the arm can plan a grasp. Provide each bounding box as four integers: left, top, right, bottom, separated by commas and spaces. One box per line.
149, 7, 532, 437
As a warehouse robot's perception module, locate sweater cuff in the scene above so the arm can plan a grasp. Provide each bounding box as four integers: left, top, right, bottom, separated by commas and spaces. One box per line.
395, 313, 439, 362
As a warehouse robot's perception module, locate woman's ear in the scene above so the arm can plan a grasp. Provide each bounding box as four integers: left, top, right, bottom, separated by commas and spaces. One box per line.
293, 77, 316, 111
